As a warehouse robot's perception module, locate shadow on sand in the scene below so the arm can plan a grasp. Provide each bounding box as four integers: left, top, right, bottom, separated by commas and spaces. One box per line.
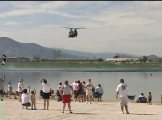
130, 113, 157, 116
50, 109, 97, 115
98, 104, 113, 106
71, 112, 97, 115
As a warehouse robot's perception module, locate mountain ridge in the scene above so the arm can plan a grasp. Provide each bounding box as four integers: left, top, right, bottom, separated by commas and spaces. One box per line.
0, 37, 147, 59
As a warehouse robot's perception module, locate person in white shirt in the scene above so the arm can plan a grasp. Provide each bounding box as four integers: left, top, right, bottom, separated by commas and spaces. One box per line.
17, 79, 24, 102
8, 82, 12, 99
60, 80, 73, 113
95, 84, 104, 101
85, 79, 94, 104
137, 93, 147, 103
116, 79, 129, 114
40, 78, 51, 110
82, 81, 86, 102
71, 81, 78, 101
21, 89, 31, 109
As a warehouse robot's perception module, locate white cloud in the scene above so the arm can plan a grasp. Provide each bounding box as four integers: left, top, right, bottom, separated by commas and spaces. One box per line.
0, 9, 43, 18
3, 21, 31, 26
9, 1, 40, 9
49, 2, 159, 27
67, 21, 102, 29
0, 1, 69, 18
1, 1, 157, 27
39, 1, 68, 10
1, 1, 162, 56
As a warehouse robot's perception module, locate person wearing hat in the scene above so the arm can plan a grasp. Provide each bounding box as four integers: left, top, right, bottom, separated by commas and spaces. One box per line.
17, 78, 24, 102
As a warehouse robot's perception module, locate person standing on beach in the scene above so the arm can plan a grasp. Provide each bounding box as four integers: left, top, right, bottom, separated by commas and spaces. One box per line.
40, 78, 51, 110
82, 81, 86, 102
59, 80, 73, 113
71, 81, 78, 101
148, 92, 152, 105
95, 84, 104, 101
0, 75, 5, 101
85, 79, 94, 104
77, 80, 84, 102
17, 79, 24, 102
116, 79, 129, 114
30, 89, 36, 110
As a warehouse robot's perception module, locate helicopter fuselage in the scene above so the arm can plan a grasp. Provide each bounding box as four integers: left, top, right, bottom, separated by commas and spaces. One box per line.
69, 30, 78, 38
63, 26, 86, 38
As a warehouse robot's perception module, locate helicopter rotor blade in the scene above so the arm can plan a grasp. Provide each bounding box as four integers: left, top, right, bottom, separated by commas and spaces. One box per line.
74, 27, 87, 29
62, 27, 73, 29
62, 27, 87, 29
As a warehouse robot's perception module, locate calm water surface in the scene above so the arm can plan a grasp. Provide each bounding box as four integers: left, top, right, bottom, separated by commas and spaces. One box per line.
1, 71, 162, 102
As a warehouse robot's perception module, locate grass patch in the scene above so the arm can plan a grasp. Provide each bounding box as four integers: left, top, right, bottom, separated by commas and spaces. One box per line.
2, 62, 162, 69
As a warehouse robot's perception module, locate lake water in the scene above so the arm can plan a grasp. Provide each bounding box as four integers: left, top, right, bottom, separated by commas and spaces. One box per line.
1, 70, 162, 102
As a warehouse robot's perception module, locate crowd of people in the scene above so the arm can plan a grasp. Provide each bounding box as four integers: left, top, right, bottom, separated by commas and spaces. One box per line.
0, 74, 161, 114
0, 75, 104, 113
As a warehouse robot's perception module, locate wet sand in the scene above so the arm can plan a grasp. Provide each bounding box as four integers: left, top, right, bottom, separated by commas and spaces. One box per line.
1, 98, 162, 120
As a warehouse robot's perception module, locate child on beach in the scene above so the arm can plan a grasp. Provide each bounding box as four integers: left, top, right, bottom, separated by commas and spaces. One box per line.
21, 89, 31, 109
31, 89, 36, 110
56, 90, 62, 102
148, 92, 152, 105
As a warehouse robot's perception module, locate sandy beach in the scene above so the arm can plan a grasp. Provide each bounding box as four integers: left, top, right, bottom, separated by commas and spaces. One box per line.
1, 98, 162, 120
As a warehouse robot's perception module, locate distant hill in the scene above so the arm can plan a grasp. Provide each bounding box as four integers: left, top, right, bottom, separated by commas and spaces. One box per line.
55, 48, 140, 59
0, 37, 141, 59
0, 37, 77, 59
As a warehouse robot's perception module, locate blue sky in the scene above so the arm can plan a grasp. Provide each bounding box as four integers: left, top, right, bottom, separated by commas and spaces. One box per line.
0, 1, 162, 56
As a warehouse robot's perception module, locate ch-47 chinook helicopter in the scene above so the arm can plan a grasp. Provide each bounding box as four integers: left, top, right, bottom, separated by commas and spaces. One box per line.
62, 27, 86, 38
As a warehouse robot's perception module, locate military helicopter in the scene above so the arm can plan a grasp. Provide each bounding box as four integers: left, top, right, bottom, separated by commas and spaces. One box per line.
62, 27, 86, 38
